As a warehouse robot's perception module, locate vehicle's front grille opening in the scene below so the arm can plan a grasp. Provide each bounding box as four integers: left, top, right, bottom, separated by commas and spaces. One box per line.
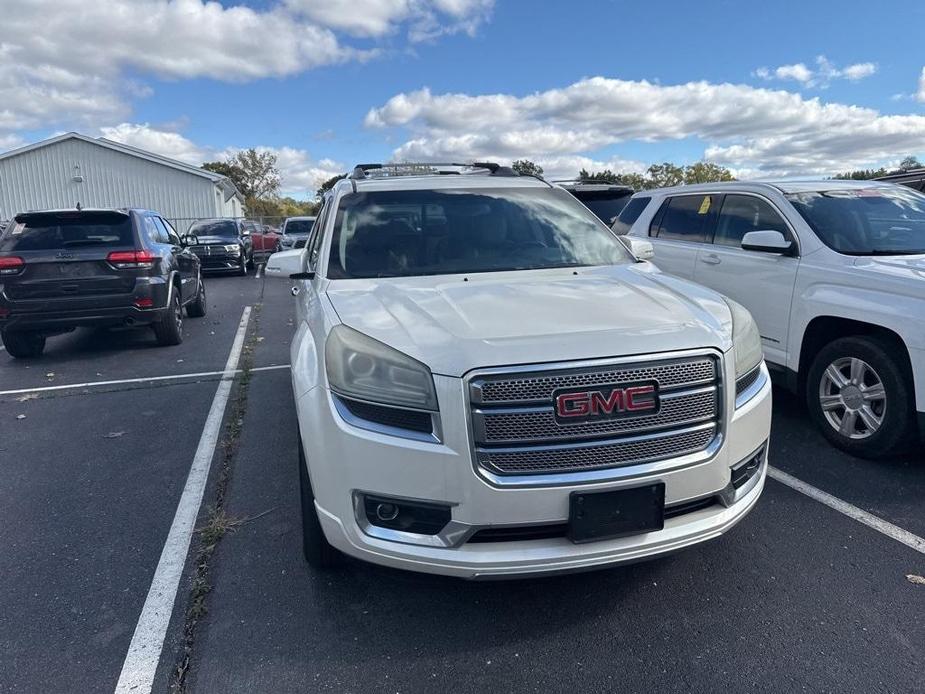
339, 397, 433, 434
466, 497, 719, 543
469, 354, 722, 478
731, 445, 765, 489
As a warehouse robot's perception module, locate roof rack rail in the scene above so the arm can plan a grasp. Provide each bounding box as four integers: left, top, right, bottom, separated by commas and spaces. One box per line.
348, 162, 518, 179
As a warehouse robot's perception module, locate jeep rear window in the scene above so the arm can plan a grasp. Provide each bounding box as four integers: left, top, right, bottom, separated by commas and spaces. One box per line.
0, 212, 134, 252
326, 188, 629, 279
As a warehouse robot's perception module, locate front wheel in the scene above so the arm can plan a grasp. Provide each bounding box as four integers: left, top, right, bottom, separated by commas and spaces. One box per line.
186, 277, 207, 318
806, 336, 915, 458
153, 290, 183, 346
2, 330, 46, 358
298, 434, 339, 569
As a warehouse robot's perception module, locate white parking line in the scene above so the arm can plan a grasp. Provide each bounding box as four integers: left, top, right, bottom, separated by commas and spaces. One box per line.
0, 364, 290, 397
768, 465, 925, 556
114, 307, 252, 694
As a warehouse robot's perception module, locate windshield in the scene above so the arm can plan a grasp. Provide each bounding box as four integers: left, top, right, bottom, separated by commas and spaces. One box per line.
786, 187, 925, 255
569, 190, 633, 225
327, 187, 629, 279
284, 219, 315, 235
189, 220, 238, 238
0, 212, 133, 251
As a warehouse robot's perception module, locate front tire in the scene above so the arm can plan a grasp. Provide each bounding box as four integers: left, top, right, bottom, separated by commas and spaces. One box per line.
298, 434, 338, 569
153, 290, 183, 346
2, 331, 46, 358
806, 336, 914, 458
186, 277, 207, 318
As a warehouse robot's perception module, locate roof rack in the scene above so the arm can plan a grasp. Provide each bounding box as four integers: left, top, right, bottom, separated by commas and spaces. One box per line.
552, 178, 633, 188
349, 162, 517, 179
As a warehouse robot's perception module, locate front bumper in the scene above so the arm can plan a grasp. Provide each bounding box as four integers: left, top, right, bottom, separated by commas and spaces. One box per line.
192, 248, 245, 271
297, 361, 772, 579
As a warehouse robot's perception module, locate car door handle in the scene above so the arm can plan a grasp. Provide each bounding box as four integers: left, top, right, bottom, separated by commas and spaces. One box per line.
700, 254, 721, 265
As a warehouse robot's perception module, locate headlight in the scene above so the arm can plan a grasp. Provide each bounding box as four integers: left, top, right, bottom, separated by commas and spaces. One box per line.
726, 299, 762, 378
224, 244, 240, 252
281, 237, 292, 246
325, 325, 438, 411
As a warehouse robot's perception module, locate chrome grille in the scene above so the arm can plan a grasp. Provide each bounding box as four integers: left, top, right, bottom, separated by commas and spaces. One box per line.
473, 357, 716, 404
469, 354, 722, 478
476, 387, 717, 445
478, 425, 717, 475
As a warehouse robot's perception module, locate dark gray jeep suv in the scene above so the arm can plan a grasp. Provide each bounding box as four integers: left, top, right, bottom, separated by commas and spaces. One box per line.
0, 208, 206, 358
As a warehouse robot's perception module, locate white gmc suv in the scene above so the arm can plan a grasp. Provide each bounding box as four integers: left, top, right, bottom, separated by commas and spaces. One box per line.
621, 180, 925, 459
266, 163, 771, 578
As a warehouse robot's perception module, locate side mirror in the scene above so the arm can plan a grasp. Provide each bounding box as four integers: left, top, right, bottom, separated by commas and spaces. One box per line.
265, 249, 312, 280
741, 230, 794, 254
625, 236, 655, 261
181, 234, 198, 246
241, 229, 251, 237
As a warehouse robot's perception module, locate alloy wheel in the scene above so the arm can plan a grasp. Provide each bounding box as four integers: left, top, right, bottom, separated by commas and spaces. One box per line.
818, 357, 886, 439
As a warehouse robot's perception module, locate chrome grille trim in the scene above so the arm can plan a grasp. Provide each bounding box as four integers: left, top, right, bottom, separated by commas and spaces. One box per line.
473, 385, 717, 445
466, 350, 724, 484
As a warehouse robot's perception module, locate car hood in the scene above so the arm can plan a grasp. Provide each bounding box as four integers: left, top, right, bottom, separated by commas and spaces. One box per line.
193, 235, 239, 245
325, 264, 733, 376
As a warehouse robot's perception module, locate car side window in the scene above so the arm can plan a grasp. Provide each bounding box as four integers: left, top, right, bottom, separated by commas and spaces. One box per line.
650, 195, 716, 243
612, 196, 650, 235
143, 216, 167, 244
307, 205, 327, 270
714, 195, 790, 248
155, 217, 181, 245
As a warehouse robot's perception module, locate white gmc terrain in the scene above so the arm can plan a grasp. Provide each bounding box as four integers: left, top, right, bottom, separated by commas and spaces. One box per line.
621, 180, 925, 458
266, 163, 771, 578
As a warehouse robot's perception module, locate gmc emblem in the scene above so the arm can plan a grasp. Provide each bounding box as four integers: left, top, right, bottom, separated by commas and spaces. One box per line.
553, 381, 659, 424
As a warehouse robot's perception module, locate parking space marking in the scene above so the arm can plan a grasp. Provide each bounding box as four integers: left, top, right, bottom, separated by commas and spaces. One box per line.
114, 306, 252, 694
0, 364, 290, 397
768, 466, 925, 556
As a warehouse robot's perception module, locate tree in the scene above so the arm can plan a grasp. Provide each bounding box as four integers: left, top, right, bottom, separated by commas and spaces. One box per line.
316, 173, 347, 199
230, 148, 281, 200
684, 162, 735, 185
899, 155, 923, 171
202, 161, 249, 197
645, 162, 685, 188
511, 159, 544, 177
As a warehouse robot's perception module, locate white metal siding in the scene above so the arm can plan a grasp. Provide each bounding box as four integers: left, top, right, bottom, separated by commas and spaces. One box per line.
0, 138, 222, 223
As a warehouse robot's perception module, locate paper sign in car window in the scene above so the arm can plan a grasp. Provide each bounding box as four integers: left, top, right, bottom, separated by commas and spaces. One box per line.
698, 196, 712, 215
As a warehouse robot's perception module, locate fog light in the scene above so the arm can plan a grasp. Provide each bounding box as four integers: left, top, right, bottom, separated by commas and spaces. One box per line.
362, 494, 451, 536
133, 297, 155, 309
731, 445, 765, 490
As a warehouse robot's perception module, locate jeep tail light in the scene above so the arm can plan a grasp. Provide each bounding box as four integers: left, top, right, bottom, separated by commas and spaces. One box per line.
107, 250, 158, 269
0, 256, 24, 275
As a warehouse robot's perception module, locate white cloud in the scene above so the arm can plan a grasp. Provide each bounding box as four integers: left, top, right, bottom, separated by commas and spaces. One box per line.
755, 55, 877, 88
366, 77, 925, 177
918, 67, 925, 103
0, 0, 492, 138
99, 122, 342, 197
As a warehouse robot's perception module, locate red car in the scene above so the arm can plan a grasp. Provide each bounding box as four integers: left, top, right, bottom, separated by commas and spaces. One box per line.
244, 221, 281, 257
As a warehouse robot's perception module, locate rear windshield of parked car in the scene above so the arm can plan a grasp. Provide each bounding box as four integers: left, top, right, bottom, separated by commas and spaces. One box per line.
786, 187, 925, 255
284, 219, 315, 235
189, 220, 238, 238
0, 212, 134, 251
570, 190, 633, 225
326, 187, 629, 279
612, 196, 651, 235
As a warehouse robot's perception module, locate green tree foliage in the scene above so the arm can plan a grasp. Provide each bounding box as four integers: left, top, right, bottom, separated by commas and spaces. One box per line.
202, 161, 249, 197
511, 159, 544, 177
899, 156, 923, 171
578, 161, 735, 191
316, 173, 347, 199
833, 154, 924, 180
230, 148, 281, 201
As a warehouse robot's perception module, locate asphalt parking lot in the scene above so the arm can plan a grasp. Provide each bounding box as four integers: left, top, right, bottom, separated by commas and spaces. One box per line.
1, 273, 923, 694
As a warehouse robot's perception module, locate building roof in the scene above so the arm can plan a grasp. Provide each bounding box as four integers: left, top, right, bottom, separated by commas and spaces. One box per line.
0, 132, 244, 201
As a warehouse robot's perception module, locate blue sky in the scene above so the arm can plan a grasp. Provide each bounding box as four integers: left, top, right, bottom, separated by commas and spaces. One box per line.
4, 0, 925, 197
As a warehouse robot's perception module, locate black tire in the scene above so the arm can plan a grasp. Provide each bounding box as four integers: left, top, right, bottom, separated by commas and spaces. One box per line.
298, 434, 338, 569
237, 255, 248, 276
246, 251, 255, 271
1, 331, 46, 358
806, 335, 915, 458
186, 277, 207, 318
153, 289, 183, 346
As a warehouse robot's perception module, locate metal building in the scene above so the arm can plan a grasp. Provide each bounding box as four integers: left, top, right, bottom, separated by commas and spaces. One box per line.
0, 132, 244, 231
